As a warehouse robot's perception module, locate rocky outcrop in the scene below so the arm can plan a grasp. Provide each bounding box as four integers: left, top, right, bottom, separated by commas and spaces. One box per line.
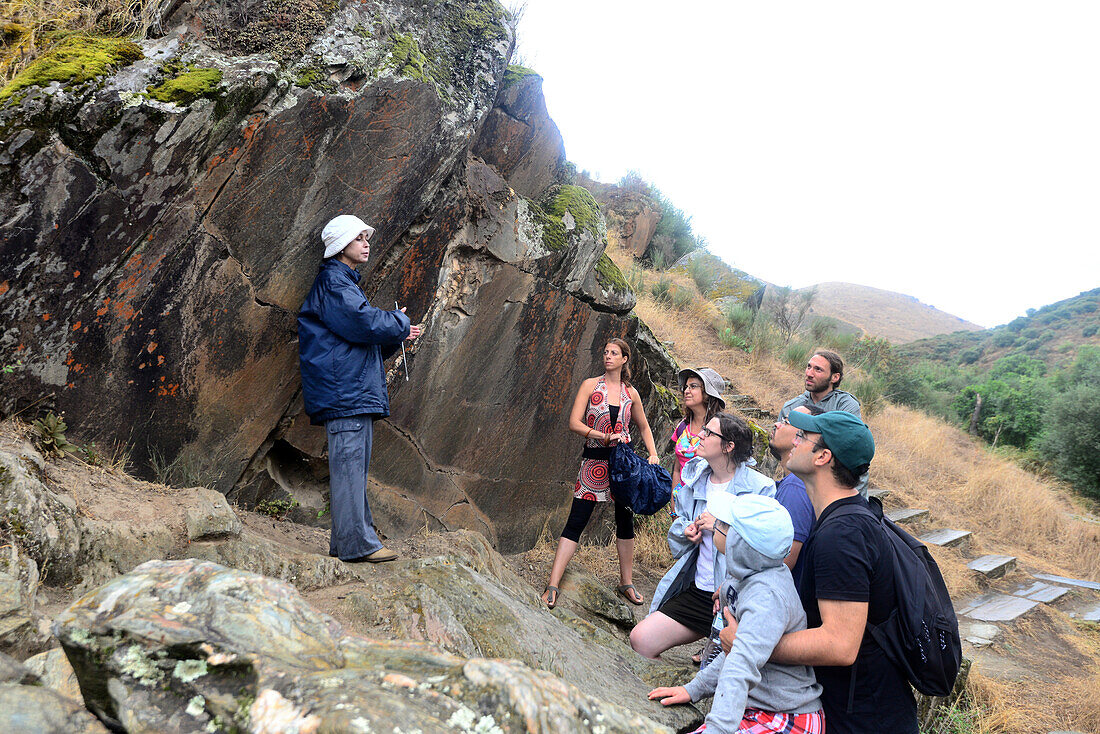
238, 155, 679, 551
53, 557, 688, 733
578, 174, 663, 260
472, 65, 571, 199
0, 0, 679, 553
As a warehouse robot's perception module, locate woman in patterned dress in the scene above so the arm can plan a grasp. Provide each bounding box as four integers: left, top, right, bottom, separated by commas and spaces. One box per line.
540, 338, 659, 609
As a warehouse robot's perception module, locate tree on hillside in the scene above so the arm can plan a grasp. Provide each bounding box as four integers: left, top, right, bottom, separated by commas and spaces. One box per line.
1039, 381, 1100, 499
766, 286, 816, 344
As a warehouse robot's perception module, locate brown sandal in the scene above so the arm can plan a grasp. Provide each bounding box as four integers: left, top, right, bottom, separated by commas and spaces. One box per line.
616, 584, 644, 605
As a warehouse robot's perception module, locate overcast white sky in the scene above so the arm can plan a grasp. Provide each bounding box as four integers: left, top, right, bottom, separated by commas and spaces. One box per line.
513, 1, 1100, 328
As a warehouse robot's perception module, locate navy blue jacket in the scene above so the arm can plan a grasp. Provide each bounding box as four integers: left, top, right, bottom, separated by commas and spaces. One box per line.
298, 259, 410, 424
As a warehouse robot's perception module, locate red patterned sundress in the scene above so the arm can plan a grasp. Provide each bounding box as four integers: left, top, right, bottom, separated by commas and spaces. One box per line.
573, 376, 632, 502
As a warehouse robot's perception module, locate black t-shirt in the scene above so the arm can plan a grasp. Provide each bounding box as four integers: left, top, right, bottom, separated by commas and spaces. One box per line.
799, 495, 918, 734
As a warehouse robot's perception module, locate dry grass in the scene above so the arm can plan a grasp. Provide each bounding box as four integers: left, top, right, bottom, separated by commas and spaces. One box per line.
868, 404, 1100, 585
1, 0, 163, 84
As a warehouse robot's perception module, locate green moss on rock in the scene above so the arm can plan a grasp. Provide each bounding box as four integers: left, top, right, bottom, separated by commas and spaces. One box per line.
388, 33, 432, 84
544, 185, 601, 234
147, 67, 222, 104
503, 64, 539, 86
0, 35, 143, 102
525, 200, 567, 251
595, 253, 629, 292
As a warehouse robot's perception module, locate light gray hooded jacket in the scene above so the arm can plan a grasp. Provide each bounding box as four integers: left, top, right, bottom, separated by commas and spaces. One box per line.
649, 456, 776, 615
682, 532, 823, 732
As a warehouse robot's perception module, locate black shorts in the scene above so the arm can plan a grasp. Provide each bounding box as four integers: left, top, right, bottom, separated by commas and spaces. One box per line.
657, 582, 715, 638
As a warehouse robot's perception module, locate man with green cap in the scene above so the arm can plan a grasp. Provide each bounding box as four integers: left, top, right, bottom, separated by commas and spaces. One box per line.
722, 411, 917, 734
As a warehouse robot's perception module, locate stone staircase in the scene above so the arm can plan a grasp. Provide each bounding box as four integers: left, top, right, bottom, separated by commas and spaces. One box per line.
879, 491, 1099, 636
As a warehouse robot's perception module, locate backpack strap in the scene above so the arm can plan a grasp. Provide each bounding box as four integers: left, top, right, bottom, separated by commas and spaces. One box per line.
816, 499, 881, 714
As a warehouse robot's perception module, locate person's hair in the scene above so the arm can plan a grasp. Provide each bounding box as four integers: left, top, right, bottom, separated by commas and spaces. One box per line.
606, 338, 632, 387
681, 387, 724, 426
813, 349, 844, 387
827, 455, 861, 489
717, 412, 753, 465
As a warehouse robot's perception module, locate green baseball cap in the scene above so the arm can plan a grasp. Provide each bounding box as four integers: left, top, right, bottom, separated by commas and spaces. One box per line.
787, 410, 875, 474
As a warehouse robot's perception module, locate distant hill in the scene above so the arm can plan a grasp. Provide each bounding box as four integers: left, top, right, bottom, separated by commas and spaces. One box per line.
793, 282, 985, 345
899, 287, 1100, 369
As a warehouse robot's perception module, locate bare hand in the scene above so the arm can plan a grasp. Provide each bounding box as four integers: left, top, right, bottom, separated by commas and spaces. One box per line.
712, 588, 721, 615
695, 511, 716, 533
647, 455, 659, 465
606, 432, 622, 446
647, 686, 690, 706
719, 607, 738, 654
684, 522, 702, 544
407, 325, 423, 340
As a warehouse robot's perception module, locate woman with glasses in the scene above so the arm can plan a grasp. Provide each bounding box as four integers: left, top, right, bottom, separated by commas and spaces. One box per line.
629, 412, 776, 660
669, 368, 727, 516
540, 338, 660, 609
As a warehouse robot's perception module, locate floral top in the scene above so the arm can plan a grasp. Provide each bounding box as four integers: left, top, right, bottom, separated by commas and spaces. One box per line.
671, 421, 702, 481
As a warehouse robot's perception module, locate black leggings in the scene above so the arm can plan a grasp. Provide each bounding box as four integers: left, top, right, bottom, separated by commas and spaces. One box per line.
561, 497, 635, 542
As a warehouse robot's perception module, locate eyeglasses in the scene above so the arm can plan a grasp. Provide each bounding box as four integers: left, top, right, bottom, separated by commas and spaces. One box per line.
700, 426, 730, 441
683, 383, 704, 392
774, 417, 791, 427
793, 430, 824, 451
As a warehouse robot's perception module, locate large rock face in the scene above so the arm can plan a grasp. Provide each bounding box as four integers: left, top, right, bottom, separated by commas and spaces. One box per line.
0, 0, 679, 551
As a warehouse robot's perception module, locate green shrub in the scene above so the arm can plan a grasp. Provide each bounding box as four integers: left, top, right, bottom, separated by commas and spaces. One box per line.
1039, 381, 1100, 499
671, 286, 695, 311
1083, 324, 1098, 338
31, 413, 76, 458
651, 275, 672, 304
847, 374, 885, 415
686, 256, 717, 295
256, 498, 299, 520
784, 342, 811, 370
721, 302, 755, 336
718, 329, 751, 352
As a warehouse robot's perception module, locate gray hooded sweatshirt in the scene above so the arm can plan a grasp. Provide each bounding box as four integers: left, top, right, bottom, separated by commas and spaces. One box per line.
683, 533, 822, 732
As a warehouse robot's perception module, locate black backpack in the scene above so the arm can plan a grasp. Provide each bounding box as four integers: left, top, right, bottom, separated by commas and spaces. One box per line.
825, 499, 962, 697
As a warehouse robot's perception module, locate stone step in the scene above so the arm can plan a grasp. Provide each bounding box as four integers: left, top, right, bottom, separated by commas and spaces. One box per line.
867, 488, 892, 503
886, 508, 929, 525
960, 620, 1001, 647
920, 528, 972, 550
1033, 573, 1100, 591
958, 592, 1039, 622
1066, 601, 1100, 622
967, 555, 1017, 579
1009, 581, 1069, 604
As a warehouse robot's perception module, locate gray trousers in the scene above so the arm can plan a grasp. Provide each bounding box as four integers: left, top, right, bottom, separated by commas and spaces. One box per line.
325, 415, 383, 560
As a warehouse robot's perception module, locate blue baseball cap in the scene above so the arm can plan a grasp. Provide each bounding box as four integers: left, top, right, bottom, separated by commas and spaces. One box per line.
787, 410, 875, 474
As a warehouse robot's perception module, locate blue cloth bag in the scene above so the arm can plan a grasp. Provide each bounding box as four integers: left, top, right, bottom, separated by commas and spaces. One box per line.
609, 444, 673, 515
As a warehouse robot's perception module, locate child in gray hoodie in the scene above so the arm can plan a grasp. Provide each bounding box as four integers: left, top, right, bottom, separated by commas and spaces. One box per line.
648, 493, 824, 734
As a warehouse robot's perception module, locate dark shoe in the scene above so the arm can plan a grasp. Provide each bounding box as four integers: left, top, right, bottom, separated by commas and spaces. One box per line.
346, 547, 398, 563
542, 585, 559, 609
616, 584, 644, 605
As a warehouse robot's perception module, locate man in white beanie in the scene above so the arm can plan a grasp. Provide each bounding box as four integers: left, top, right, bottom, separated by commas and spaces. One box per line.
298, 215, 422, 563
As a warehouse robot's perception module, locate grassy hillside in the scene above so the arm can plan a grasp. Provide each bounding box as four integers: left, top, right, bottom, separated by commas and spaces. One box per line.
900, 287, 1100, 369
800, 281, 985, 345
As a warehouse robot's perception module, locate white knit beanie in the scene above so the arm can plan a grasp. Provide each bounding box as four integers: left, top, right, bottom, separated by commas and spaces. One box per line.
322, 215, 376, 259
